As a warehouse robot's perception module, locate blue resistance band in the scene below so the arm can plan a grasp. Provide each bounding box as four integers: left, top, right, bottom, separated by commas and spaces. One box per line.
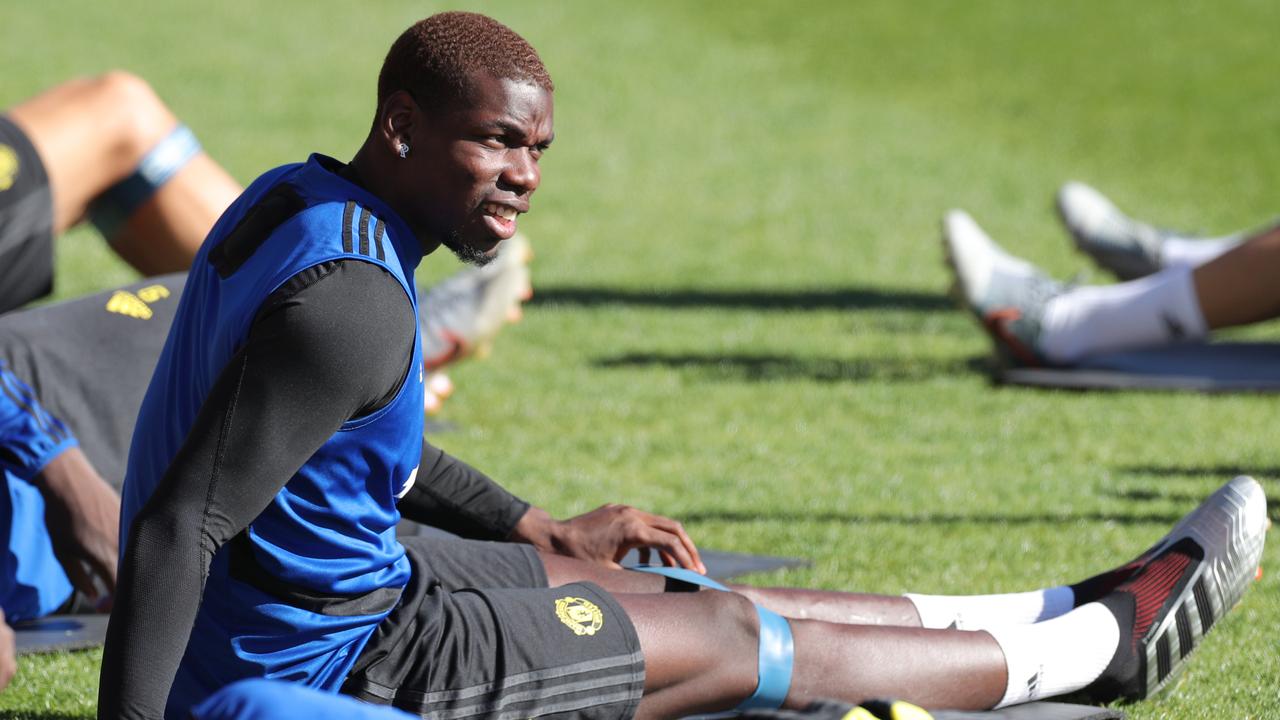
631, 566, 794, 710
89, 124, 202, 239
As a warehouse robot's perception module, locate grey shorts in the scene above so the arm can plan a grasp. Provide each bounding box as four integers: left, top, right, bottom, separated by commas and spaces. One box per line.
344, 536, 645, 720
0, 115, 54, 314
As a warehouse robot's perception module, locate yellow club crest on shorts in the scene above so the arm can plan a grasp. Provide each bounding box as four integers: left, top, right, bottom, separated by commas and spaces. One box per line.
0, 144, 18, 192
555, 596, 603, 637
106, 290, 153, 320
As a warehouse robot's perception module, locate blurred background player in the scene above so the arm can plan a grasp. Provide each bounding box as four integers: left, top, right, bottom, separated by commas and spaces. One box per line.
944, 182, 1280, 366
0, 71, 240, 311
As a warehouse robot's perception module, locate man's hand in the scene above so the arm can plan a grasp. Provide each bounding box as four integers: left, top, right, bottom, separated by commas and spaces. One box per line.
0, 609, 16, 692
34, 448, 120, 609
509, 504, 705, 574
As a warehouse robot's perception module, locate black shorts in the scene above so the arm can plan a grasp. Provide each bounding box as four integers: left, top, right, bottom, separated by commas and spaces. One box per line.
344, 536, 645, 720
0, 115, 54, 314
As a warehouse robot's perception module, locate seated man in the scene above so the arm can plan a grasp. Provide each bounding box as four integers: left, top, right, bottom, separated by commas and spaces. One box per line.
99, 12, 1269, 720
0, 68, 535, 608
944, 182, 1280, 366
0, 71, 535, 692
0, 250, 537, 622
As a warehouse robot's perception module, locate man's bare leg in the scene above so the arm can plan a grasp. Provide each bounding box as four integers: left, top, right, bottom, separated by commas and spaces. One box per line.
7, 71, 241, 274
542, 553, 1092, 628
623, 590, 1006, 718
1192, 222, 1280, 328
537, 477, 1266, 714
541, 552, 1097, 713
612, 590, 1006, 718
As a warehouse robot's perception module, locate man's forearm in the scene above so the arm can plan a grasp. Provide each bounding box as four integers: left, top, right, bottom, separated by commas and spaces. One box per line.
397, 441, 530, 539
33, 447, 121, 599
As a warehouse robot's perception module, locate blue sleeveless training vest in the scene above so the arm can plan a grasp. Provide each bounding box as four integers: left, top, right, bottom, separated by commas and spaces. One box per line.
121, 155, 425, 718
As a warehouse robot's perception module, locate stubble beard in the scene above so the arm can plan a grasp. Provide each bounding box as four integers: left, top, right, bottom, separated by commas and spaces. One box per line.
441, 231, 497, 267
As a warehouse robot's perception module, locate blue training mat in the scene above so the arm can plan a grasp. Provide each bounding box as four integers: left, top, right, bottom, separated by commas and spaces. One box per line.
998, 342, 1280, 392
13, 614, 110, 655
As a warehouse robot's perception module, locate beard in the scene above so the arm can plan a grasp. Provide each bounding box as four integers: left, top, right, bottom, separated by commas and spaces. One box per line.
441, 230, 497, 267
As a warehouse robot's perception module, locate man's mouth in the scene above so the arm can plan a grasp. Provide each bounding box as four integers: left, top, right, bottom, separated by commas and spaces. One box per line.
482, 202, 520, 239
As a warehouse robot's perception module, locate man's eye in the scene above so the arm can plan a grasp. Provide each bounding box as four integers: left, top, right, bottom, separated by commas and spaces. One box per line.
482, 137, 506, 149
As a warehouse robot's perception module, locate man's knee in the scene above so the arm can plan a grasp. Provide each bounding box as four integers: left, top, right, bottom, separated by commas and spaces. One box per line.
692, 590, 762, 668
710, 587, 761, 632
86, 71, 177, 161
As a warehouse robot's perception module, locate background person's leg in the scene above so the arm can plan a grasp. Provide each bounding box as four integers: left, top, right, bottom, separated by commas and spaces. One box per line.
7, 72, 241, 274
945, 211, 1208, 365
1192, 223, 1280, 329
1040, 225, 1280, 363
1057, 181, 1246, 278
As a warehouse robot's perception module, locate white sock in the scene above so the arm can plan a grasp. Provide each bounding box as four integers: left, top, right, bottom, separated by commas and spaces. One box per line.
986, 603, 1120, 708
1039, 266, 1208, 364
1161, 235, 1241, 270
905, 587, 1074, 630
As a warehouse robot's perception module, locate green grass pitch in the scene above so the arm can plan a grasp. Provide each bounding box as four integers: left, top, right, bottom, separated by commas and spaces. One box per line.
1, 1, 1277, 718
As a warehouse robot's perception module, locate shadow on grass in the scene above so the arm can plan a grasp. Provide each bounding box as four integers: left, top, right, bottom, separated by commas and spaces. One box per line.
681, 509, 1187, 525
594, 353, 982, 383
1118, 464, 1280, 480
1105, 487, 1280, 523
531, 286, 952, 312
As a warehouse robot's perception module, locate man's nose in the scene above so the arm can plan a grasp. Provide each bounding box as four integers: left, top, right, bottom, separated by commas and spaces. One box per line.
501, 149, 540, 194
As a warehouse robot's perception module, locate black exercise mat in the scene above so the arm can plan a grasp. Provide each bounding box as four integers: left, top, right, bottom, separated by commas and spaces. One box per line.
935, 702, 1124, 719
13, 614, 110, 655
997, 342, 1280, 392
623, 548, 808, 580
400, 522, 807, 580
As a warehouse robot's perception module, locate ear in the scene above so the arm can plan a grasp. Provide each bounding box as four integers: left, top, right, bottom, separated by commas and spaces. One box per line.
377, 90, 419, 154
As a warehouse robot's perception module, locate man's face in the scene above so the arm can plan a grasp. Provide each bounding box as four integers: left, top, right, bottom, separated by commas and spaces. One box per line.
403, 75, 554, 264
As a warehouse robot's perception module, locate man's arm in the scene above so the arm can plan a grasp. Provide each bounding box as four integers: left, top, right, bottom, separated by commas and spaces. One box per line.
401, 441, 703, 572
98, 262, 415, 720
0, 362, 119, 602
33, 448, 120, 606
396, 439, 530, 539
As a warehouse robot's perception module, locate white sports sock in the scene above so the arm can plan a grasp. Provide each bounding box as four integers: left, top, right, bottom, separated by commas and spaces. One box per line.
1039, 266, 1207, 364
905, 587, 1074, 630
986, 602, 1120, 708
1161, 235, 1241, 270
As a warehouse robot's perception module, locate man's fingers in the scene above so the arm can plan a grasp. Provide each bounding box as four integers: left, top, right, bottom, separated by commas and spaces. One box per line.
637, 513, 705, 574
62, 557, 98, 599
90, 550, 118, 590
630, 527, 696, 570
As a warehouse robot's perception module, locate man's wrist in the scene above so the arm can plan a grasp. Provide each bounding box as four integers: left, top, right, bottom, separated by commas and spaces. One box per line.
507, 506, 562, 551
32, 447, 93, 495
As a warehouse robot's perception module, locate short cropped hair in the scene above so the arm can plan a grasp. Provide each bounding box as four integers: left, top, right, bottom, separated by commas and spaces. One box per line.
377, 12, 553, 114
